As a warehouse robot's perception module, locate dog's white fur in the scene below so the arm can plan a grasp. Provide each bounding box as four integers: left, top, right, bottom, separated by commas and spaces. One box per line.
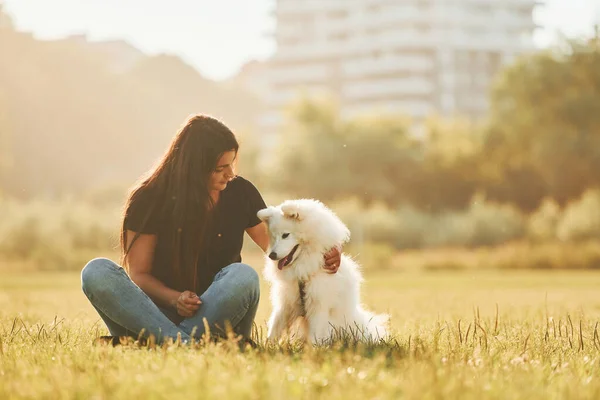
257, 199, 388, 344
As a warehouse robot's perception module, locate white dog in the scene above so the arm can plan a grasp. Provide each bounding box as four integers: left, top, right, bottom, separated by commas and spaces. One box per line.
257, 199, 389, 344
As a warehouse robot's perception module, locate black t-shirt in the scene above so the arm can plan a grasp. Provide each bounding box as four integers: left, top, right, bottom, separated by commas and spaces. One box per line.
123, 176, 266, 295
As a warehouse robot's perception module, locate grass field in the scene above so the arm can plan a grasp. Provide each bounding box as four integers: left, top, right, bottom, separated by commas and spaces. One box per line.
2, 257, 600, 399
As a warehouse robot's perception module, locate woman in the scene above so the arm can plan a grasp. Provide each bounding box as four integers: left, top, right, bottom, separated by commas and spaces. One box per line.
81, 114, 341, 344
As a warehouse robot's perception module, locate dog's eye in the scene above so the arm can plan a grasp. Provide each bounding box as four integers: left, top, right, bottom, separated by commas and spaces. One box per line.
282, 233, 289, 239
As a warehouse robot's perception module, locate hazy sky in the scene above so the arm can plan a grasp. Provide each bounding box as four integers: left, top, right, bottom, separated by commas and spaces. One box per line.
3, 0, 599, 81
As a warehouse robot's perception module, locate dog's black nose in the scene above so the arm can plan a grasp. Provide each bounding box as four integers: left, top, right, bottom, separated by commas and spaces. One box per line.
268, 252, 278, 260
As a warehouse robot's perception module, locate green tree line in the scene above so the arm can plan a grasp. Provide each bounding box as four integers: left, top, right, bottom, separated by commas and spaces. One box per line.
271, 36, 600, 214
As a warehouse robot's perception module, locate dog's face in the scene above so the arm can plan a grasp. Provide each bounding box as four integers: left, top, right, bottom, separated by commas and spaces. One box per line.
257, 205, 304, 270
258, 200, 351, 273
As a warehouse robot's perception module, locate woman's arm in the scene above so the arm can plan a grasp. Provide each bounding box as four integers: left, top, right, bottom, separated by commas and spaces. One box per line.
246, 222, 269, 253
125, 230, 182, 309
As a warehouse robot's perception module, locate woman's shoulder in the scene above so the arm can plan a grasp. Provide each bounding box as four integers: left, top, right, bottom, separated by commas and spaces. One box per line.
226, 176, 265, 205
124, 185, 162, 233
227, 176, 259, 192
128, 184, 159, 207
226, 176, 266, 225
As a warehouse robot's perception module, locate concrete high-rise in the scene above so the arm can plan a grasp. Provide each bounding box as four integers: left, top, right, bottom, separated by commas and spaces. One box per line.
261, 0, 538, 134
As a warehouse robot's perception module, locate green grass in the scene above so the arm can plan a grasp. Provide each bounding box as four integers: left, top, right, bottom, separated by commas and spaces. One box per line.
2, 265, 600, 399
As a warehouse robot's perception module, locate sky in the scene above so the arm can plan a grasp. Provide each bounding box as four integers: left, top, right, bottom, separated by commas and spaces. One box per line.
3, 0, 599, 81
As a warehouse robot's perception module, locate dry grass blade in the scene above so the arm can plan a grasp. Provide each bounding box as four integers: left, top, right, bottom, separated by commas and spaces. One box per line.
579, 320, 584, 351
465, 323, 472, 345
475, 322, 488, 350
568, 314, 574, 339
494, 304, 499, 335
522, 334, 530, 355
558, 319, 562, 338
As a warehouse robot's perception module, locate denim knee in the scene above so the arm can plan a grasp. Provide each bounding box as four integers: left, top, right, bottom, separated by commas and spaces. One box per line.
227, 263, 260, 303
81, 257, 119, 297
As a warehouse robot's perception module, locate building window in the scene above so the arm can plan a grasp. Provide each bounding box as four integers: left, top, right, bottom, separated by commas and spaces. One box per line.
330, 32, 349, 41
416, 0, 431, 11
366, 27, 382, 36
367, 4, 381, 13
281, 36, 302, 46
327, 9, 348, 20
416, 22, 431, 34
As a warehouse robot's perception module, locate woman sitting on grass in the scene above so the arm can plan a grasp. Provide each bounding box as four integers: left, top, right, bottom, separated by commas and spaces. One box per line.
80, 114, 341, 344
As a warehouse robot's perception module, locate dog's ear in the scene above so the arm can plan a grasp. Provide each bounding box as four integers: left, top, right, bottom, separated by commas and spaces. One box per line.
281, 203, 303, 221
257, 207, 276, 223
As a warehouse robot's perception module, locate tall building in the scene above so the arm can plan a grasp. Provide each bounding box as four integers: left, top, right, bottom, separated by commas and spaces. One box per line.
261, 0, 539, 136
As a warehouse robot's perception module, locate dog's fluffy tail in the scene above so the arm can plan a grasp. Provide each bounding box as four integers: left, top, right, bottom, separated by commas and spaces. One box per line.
357, 307, 389, 340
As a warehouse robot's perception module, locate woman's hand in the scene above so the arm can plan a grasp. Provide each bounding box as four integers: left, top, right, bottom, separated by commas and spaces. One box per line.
323, 246, 342, 274
174, 290, 202, 317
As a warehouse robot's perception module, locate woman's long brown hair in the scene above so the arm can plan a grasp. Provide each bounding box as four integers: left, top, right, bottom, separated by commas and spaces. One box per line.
120, 114, 239, 291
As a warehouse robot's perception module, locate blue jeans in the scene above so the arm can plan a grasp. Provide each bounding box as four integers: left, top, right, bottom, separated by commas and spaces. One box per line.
81, 258, 260, 343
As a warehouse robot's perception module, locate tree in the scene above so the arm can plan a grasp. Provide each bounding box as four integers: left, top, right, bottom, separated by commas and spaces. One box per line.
270, 97, 426, 206
270, 98, 492, 211
483, 36, 600, 209
417, 117, 484, 211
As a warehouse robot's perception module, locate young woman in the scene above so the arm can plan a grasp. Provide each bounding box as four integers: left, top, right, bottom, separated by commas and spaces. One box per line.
81, 114, 341, 343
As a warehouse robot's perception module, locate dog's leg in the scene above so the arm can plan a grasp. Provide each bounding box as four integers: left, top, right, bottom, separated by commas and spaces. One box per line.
267, 307, 289, 341
309, 311, 332, 345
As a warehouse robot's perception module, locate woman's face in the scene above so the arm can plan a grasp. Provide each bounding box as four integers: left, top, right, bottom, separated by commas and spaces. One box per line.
208, 150, 237, 192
